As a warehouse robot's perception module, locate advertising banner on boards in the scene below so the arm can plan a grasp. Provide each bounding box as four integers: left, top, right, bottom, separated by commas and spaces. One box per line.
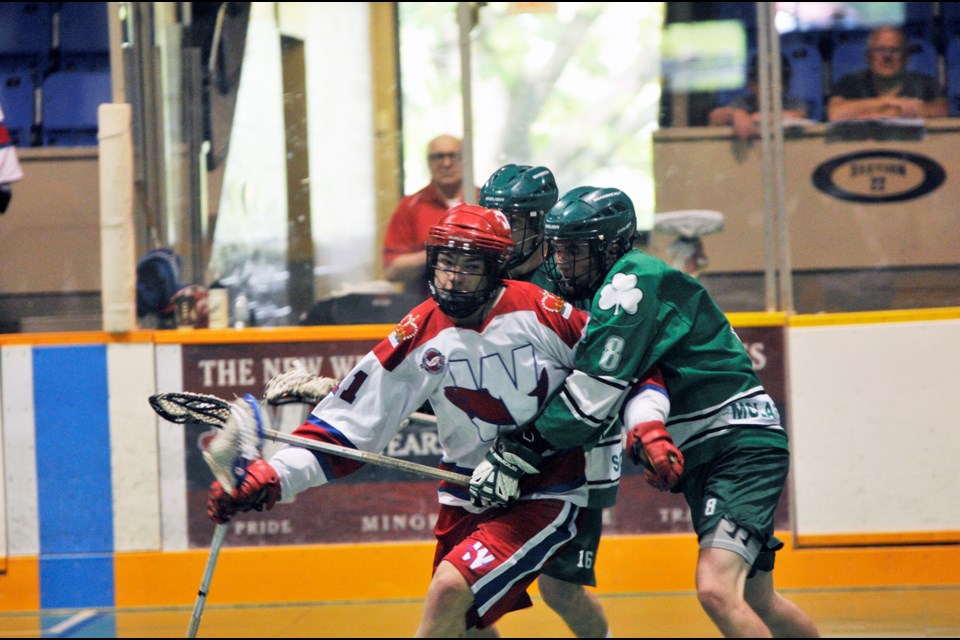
182, 327, 788, 547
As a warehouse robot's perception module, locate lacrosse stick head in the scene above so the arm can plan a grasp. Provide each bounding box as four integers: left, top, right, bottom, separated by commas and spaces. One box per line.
201, 394, 265, 494
263, 359, 338, 406
149, 391, 231, 427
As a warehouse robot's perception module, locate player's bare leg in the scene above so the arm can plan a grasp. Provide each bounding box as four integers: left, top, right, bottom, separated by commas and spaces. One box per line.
538, 574, 609, 637
416, 560, 475, 637
745, 569, 820, 637
696, 547, 771, 637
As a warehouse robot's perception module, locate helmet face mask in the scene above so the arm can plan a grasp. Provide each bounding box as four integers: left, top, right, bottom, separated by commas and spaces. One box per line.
543, 237, 608, 301
428, 248, 502, 319
479, 164, 559, 273
425, 204, 513, 320
501, 207, 543, 271
542, 186, 637, 300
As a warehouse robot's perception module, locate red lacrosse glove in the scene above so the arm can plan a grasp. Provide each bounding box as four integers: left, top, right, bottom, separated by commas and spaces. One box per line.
206, 459, 281, 524
625, 420, 684, 491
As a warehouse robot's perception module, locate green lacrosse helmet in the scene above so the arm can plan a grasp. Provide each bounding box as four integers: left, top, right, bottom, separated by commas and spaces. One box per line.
543, 186, 637, 300
479, 164, 559, 272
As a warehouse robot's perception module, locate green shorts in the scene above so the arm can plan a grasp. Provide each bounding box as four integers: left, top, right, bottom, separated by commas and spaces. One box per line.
540, 506, 603, 586
681, 445, 788, 576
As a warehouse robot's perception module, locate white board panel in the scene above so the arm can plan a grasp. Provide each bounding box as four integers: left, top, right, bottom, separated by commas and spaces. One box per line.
788, 319, 960, 535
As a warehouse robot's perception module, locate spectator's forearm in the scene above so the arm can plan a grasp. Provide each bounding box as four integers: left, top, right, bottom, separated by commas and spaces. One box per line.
384, 251, 427, 288
920, 97, 948, 118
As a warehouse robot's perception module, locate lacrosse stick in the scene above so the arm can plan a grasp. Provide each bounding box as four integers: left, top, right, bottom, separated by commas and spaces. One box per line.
260, 361, 441, 429
149, 391, 465, 486
186, 394, 266, 638
186, 523, 226, 638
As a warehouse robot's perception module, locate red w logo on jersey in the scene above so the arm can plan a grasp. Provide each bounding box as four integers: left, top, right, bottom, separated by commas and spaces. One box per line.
444, 387, 516, 426
444, 368, 550, 426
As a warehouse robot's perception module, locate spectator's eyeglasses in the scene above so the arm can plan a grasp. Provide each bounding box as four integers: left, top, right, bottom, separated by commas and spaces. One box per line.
428, 152, 462, 163
869, 47, 904, 56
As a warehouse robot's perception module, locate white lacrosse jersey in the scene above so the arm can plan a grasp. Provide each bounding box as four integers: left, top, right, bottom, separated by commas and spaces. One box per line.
0, 104, 23, 184
273, 280, 591, 511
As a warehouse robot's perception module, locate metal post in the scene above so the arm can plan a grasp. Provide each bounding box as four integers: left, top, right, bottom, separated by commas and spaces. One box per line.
458, 3, 476, 203
756, 2, 777, 311
766, 4, 794, 313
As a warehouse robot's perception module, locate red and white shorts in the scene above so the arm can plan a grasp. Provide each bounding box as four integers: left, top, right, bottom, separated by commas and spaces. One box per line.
432, 499, 579, 629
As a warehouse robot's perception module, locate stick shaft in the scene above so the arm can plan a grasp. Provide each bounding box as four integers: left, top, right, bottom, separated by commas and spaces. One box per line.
186, 523, 228, 638
149, 391, 465, 485
263, 427, 468, 486
409, 411, 438, 425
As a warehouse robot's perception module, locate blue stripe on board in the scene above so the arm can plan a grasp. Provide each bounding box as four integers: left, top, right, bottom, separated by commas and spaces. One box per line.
33, 345, 115, 608
39, 556, 115, 611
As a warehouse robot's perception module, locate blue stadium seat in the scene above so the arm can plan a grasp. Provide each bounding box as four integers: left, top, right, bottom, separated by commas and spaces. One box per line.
717, 2, 757, 47
0, 2, 51, 72
905, 38, 938, 79
830, 35, 870, 85
0, 71, 36, 147
711, 41, 823, 122
59, 2, 110, 71
943, 3, 960, 51
830, 27, 871, 49
42, 69, 111, 146
946, 38, 960, 116
782, 37, 825, 121
903, 3, 934, 41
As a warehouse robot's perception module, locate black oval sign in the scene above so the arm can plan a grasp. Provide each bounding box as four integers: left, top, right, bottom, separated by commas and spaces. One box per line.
811, 150, 945, 203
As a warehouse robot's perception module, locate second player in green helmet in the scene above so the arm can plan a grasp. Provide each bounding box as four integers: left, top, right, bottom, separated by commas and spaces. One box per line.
478, 168, 620, 638
479, 164, 558, 286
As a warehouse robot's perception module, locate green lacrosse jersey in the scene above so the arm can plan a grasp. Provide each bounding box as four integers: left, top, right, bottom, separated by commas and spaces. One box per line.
534, 249, 787, 472
513, 264, 624, 508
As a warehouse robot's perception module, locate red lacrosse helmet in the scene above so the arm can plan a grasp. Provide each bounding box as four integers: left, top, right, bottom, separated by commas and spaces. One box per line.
426, 204, 514, 319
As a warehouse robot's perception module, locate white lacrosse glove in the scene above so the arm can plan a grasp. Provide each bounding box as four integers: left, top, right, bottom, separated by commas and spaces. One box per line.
203, 394, 280, 524
469, 428, 547, 508
202, 394, 266, 493
263, 360, 338, 406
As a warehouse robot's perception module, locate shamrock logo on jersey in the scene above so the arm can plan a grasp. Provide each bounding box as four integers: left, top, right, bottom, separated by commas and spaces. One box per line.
598, 272, 643, 316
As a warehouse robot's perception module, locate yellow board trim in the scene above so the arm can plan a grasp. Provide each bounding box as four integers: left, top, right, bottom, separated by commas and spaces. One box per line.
789, 306, 960, 327
105, 532, 960, 609
3, 535, 958, 611
0, 325, 398, 347
0, 330, 156, 346
0, 556, 40, 610
4, 307, 960, 348
796, 531, 960, 547
151, 325, 395, 344
726, 312, 787, 327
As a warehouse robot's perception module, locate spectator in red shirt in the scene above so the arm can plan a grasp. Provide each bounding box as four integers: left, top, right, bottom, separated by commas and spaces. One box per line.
383, 134, 475, 296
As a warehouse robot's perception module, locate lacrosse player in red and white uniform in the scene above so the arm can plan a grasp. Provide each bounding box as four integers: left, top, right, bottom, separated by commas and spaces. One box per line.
209, 204, 592, 635
0, 102, 24, 214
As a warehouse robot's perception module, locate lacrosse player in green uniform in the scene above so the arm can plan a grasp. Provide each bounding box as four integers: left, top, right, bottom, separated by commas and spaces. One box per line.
479, 164, 621, 638
470, 186, 820, 638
